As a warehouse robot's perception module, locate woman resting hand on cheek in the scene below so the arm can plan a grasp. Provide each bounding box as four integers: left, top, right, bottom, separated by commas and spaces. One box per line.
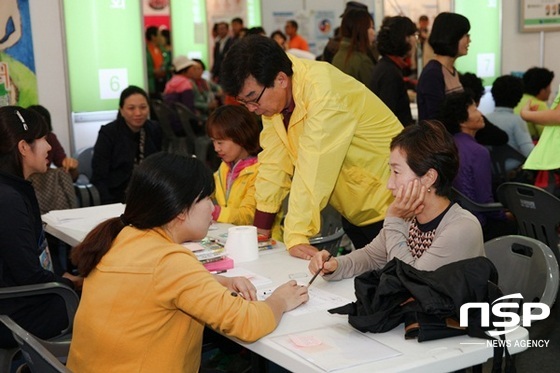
309, 120, 485, 280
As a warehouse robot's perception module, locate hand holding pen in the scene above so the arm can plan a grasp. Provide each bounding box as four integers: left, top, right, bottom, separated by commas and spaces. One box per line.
307, 251, 338, 286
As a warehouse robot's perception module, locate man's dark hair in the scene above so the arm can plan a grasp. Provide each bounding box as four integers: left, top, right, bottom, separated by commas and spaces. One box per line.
523, 67, 554, 96
192, 58, 206, 71
220, 35, 293, 97
286, 20, 298, 30
145, 26, 158, 40
429, 12, 470, 57
232, 17, 243, 25
491, 75, 524, 108
246, 26, 266, 35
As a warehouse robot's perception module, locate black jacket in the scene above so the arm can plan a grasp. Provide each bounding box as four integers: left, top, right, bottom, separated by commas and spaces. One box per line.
369, 56, 414, 127
0, 171, 74, 347
330, 257, 499, 336
0, 172, 72, 289
91, 117, 162, 204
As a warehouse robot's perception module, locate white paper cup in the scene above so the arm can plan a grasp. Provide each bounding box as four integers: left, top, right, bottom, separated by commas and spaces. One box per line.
224, 225, 259, 263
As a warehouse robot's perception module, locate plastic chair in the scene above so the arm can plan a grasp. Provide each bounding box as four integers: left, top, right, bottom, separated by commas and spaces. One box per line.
497, 182, 560, 263
170, 101, 213, 162
73, 147, 101, 207
309, 205, 345, 255
485, 144, 527, 185
450, 187, 504, 213
0, 283, 78, 371
73, 147, 94, 181
150, 99, 191, 156
0, 316, 71, 373
484, 235, 559, 321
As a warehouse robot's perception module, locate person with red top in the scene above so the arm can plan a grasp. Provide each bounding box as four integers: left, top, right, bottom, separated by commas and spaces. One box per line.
27, 105, 79, 180
284, 20, 309, 51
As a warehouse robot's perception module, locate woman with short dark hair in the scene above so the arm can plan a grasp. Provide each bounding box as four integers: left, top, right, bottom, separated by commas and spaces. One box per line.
416, 12, 471, 121
310, 120, 485, 278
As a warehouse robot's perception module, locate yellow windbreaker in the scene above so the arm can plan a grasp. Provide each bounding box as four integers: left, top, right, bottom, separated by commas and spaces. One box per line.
213, 160, 283, 240
256, 55, 403, 249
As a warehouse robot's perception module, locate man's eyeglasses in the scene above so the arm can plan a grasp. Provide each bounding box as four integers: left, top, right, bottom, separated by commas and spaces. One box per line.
236, 86, 266, 107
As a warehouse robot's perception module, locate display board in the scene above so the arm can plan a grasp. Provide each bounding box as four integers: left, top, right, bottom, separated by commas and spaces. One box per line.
63, 0, 145, 112
521, 0, 560, 32
260, 0, 346, 56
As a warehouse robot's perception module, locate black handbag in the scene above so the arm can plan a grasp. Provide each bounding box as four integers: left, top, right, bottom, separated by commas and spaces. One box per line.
404, 310, 467, 342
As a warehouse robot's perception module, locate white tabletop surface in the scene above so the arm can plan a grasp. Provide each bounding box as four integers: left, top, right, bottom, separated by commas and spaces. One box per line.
42, 204, 286, 252
42, 203, 126, 247
42, 204, 529, 372
233, 252, 528, 373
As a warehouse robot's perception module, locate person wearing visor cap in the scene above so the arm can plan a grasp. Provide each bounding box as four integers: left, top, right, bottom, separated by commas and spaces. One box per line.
341, 1, 368, 16
318, 1, 371, 62
162, 55, 197, 116
336, 2, 379, 64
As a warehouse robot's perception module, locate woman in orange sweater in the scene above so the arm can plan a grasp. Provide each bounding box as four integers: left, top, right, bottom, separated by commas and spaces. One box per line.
68, 153, 308, 372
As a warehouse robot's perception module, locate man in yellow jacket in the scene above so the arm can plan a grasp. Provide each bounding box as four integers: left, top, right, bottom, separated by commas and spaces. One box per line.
220, 36, 403, 259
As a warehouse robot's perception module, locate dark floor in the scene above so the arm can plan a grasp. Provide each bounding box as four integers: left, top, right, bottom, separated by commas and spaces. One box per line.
510, 297, 560, 373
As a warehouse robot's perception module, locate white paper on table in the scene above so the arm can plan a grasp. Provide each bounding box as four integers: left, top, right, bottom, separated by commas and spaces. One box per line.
257, 286, 352, 316
182, 242, 206, 252
271, 324, 401, 372
43, 203, 124, 225
219, 267, 273, 287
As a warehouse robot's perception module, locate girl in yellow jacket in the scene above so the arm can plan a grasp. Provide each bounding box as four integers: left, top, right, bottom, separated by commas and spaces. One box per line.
207, 105, 283, 240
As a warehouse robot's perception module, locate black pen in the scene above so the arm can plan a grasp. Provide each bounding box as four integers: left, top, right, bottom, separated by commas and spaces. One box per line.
307, 254, 332, 287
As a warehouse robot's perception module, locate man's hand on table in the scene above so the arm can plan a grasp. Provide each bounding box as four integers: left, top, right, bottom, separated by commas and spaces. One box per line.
289, 244, 319, 260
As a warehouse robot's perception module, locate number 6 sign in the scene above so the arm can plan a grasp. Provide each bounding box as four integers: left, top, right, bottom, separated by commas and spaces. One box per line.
99, 68, 128, 99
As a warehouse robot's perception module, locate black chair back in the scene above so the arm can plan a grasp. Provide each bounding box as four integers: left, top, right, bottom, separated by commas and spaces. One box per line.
150, 99, 191, 156
171, 102, 213, 163
486, 144, 527, 185
497, 182, 560, 263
